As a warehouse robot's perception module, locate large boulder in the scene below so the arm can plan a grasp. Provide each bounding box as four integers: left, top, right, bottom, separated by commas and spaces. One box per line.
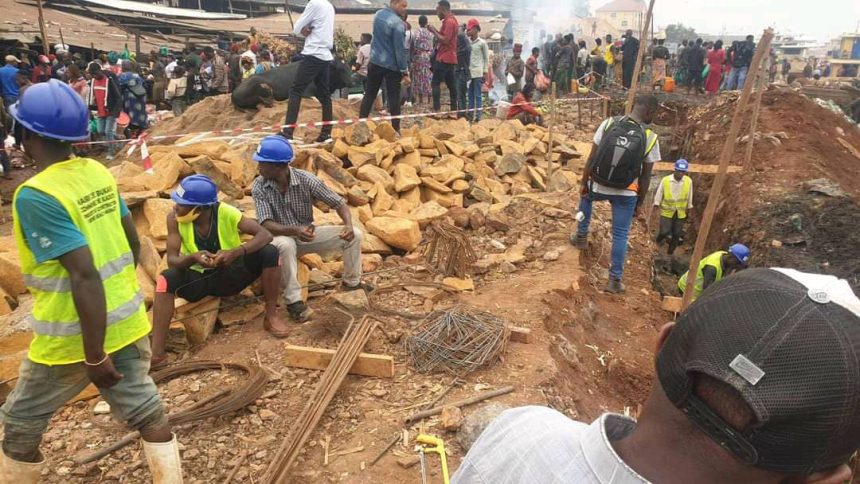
393, 164, 421, 193
143, 198, 174, 239
366, 217, 422, 251
409, 201, 449, 227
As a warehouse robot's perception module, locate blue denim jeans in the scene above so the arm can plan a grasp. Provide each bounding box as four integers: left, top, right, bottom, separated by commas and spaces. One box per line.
0, 337, 166, 461
576, 192, 638, 280
96, 115, 118, 157
726, 66, 748, 90
468, 78, 484, 121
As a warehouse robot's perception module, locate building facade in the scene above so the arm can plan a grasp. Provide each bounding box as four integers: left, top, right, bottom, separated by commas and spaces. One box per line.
595, 0, 646, 34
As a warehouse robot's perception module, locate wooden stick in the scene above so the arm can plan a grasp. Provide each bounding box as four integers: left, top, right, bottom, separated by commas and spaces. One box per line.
405, 386, 515, 423
744, 61, 768, 168
224, 450, 249, 484
35, 0, 50, 56
680, 29, 774, 312
625, 0, 656, 114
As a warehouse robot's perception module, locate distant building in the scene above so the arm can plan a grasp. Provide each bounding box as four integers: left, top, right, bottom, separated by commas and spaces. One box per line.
595, 0, 646, 34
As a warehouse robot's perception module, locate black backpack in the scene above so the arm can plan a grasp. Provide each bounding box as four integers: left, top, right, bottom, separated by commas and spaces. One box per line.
590, 116, 652, 189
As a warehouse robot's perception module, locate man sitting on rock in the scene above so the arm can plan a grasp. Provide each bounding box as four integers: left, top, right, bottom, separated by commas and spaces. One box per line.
150, 174, 289, 368
251, 135, 369, 323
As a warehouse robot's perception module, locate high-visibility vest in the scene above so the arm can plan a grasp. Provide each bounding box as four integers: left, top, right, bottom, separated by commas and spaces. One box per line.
601, 117, 659, 192
178, 203, 242, 272
13, 157, 149, 365
659, 175, 692, 219
605, 45, 615, 65
678, 251, 726, 300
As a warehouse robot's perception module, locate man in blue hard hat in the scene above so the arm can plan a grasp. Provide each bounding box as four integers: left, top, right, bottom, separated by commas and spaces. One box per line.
251, 135, 368, 323
0, 79, 181, 481
678, 243, 750, 301
149, 174, 290, 368
652, 159, 693, 255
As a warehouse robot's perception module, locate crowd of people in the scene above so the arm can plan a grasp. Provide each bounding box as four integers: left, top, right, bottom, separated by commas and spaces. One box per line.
668, 35, 757, 95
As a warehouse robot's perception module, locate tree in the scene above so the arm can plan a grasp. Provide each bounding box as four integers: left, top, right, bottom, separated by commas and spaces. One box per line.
665, 23, 698, 43
572, 0, 590, 18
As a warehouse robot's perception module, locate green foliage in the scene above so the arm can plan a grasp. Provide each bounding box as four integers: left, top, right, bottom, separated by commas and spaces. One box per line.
334, 27, 356, 62
665, 24, 697, 43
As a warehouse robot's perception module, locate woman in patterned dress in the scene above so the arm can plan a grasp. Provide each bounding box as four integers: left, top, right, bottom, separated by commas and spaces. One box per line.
410, 15, 434, 108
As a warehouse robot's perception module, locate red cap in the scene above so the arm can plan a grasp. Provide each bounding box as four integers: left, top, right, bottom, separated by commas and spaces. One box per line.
467, 18, 480, 31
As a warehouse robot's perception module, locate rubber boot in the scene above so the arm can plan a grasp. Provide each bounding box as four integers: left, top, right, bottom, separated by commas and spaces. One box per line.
0, 449, 46, 484
142, 434, 184, 484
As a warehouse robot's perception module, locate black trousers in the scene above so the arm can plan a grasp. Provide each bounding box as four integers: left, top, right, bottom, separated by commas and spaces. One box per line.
160, 245, 279, 302
622, 61, 636, 89
359, 63, 402, 131
431, 61, 457, 112
656, 214, 685, 255
687, 69, 704, 90
283, 55, 333, 139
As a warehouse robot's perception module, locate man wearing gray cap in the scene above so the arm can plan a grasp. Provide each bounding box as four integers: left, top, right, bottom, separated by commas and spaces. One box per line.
453, 268, 860, 484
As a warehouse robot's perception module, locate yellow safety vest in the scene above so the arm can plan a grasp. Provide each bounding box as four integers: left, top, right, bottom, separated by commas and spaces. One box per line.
13, 158, 149, 365
605, 45, 615, 65
678, 251, 726, 301
178, 203, 242, 272
659, 175, 692, 219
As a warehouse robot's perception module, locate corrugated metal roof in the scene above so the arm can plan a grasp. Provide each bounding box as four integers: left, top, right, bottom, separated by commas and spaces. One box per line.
1, 0, 185, 51
75, 0, 247, 18
595, 0, 645, 13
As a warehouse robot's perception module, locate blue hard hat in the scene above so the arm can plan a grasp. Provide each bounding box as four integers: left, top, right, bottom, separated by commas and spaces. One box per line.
728, 243, 750, 265
171, 175, 218, 206
674, 159, 689, 172
8, 79, 89, 141
253, 135, 295, 163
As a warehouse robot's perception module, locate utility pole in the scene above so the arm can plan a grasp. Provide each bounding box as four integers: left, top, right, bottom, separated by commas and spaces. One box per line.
625, 0, 655, 114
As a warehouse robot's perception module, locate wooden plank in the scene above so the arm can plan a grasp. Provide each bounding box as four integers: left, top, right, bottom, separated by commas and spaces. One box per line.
838, 138, 860, 160
507, 326, 533, 344
284, 345, 394, 378
653, 162, 742, 174
661, 296, 683, 313
681, 28, 774, 312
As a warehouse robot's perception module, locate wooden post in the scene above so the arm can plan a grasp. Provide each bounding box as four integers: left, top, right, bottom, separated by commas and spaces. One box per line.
625, 0, 655, 115
134, 32, 141, 59
680, 29, 774, 311
35, 0, 50, 56
545, 81, 557, 186
90, 42, 95, 62
59, 28, 66, 50
743, 62, 767, 168
577, 91, 582, 128
285, 0, 294, 30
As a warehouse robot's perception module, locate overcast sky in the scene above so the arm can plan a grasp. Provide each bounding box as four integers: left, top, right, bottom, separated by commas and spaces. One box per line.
590, 0, 860, 42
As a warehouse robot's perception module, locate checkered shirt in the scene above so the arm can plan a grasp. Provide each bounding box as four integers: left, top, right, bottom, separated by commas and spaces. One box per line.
251, 167, 344, 227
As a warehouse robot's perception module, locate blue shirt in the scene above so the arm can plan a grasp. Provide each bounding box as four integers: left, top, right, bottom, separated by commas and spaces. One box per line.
0, 65, 19, 99
15, 187, 130, 264
369, 7, 408, 73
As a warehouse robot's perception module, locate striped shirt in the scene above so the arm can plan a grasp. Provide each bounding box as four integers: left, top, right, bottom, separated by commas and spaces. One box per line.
251, 167, 344, 227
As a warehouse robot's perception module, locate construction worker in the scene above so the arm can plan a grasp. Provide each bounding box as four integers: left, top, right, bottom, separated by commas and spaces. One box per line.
149, 174, 290, 368
0, 80, 182, 482
678, 243, 750, 300
653, 159, 693, 255
251, 135, 370, 323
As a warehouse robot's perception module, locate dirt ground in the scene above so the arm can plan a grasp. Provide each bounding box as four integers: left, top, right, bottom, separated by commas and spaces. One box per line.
4, 85, 860, 482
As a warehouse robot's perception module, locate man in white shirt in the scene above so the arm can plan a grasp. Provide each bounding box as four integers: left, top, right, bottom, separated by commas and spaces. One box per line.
453, 268, 860, 484
571, 94, 660, 294
652, 159, 693, 255
281, 0, 335, 142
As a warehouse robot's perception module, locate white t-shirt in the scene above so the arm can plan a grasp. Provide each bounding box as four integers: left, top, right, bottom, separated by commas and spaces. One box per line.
294, 0, 335, 62
590, 117, 661, 197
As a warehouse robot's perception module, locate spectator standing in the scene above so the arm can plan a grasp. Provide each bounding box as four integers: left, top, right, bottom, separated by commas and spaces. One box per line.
0, 55, 21, 107
541, 34, 554, 72
704, 40, 725, 95
554, 35, 574, 94
686, 38, 706, 95
355, 33, 372, 87
117, 61, 149, 137
67, 64, 88, 101
604, 34, 617, 85
427, 0, 459, 116
651, 38, 670, 88
505, 43, 524, 100
620, 29, 639, 89
726, 34, 755, 90
166, 66, 188, 116
455, 23, 471, 118
466, 19, 489, 121
525, 46, 539, 87
411, 16, 434, 108
675, 39, 688, 85
205, 46, 229, 95
86, 63, 122, 160
359, 0, 410, 133
227, 44, 243, 91
571, 95, 660, 293
31, 55, 52, 84
149, 51, 167, 104
281, 0, 336, 142
577, 40, 588, 75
